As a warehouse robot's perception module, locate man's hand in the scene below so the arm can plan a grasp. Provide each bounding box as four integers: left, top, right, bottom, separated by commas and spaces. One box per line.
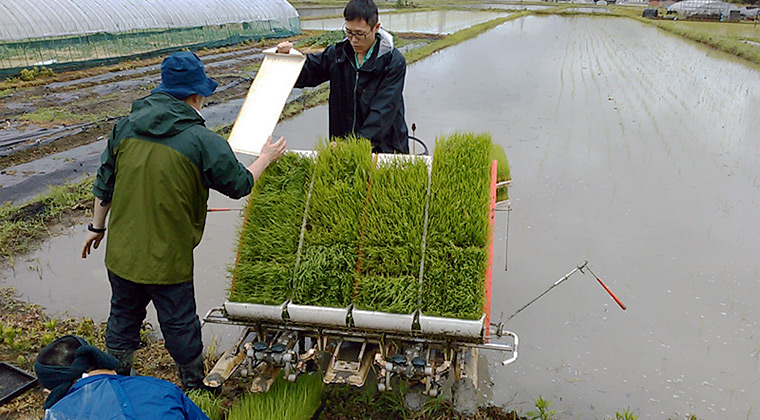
82, 231, 105, 259
247, 136, 287, 182
277, 41, 294, 54
260, 136, 287, 165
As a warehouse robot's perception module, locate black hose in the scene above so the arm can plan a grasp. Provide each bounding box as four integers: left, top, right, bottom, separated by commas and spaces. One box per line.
408, 135, 429, 156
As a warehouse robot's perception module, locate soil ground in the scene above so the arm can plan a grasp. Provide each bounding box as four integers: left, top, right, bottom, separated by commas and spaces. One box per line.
0, 288, 526, 419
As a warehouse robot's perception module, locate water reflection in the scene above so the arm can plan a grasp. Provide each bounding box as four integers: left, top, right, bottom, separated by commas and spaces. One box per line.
301, 10, 510, 34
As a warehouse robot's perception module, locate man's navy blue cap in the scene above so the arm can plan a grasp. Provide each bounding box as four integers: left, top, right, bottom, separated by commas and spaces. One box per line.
152, 51, 218, 99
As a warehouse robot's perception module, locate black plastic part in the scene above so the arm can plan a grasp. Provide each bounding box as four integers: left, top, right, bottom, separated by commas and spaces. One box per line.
412, 357, 426, 367
0, 362, 38, 406
252, 342, 268, 352
392, 354, 408, 365
270, 343, 286, 353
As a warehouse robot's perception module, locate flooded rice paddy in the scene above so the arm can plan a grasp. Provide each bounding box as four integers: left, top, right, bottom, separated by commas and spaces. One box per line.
3, 14, 760, 418
301, 10, 509, 34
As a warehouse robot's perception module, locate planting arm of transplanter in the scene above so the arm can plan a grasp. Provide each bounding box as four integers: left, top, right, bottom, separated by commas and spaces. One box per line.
500, 261, 626, 325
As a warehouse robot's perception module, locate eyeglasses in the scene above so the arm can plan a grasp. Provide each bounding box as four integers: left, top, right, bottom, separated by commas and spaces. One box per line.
342, 24, 371, 40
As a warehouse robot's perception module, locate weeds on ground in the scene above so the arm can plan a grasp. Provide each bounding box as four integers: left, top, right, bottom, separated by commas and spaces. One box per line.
525, 396, 557, 420
0, 177, 94, 264
4, 66, 55, 84
297, 30, 346, 48
615, 407, 639, 420
187, 389, 225, 420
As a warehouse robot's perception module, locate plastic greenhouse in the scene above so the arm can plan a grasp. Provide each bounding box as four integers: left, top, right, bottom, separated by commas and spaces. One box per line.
667, 0, 739, 18
0, 0, 300, 76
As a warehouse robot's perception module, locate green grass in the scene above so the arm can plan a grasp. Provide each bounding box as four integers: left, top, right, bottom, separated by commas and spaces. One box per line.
17, 106, 108, 125
228, 153, 313, 304
187, 389, 224, 420
0, 177, 94, 263
296, 30, 346, 48
226, 373, 323, 420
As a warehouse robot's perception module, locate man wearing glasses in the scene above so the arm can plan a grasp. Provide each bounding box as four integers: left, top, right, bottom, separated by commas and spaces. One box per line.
277, 0, 409, 154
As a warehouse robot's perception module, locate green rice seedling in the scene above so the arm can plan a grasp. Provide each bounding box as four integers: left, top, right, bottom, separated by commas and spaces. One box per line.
489, 142, 511, 202
354, 156, 428, 313
293, 137, 371, 307
360, 244, 420, 277
228, 262, 294, 304
186, 389, 224, 420
292, 244, 357, 308
422, 245, 487, 320
354, 275, 418, 313
362, 156, 428, 248
427, 132, 493, 248
305, 137, 373, 247
229, 153, 312, 304
226, 373, 323, 420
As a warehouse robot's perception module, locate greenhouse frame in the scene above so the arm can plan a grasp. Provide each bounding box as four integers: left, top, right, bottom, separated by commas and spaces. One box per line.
0, 0, 300, 76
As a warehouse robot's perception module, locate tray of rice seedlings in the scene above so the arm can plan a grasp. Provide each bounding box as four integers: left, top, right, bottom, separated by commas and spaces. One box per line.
423, 132, 494, 320
427, 132, 492, 248
422, 245, 488, 320
291, 137, 373, 308
354, 155, 429, 314
489, 142, 511, 203
228, 153, 313, 305
226, 373, 323, 420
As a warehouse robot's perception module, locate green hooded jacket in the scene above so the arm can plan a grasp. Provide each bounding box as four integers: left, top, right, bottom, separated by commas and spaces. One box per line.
93, 93, 254, 284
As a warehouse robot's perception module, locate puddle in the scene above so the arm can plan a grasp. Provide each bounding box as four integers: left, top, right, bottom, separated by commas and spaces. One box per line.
565, 6, 611, 12
301, 10, 510, 34
3, 14, 760, 418
296, 6, 346, 17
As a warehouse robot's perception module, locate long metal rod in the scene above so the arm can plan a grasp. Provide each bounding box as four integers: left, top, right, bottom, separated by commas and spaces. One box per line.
292, 175, 316, 284
416, 160, 433, 311
504, 261, 588, 323
585, 265, 627, 310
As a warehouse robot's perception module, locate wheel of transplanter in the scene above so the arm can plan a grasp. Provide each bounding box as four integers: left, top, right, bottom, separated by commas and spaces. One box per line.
452, 348, 479, 416
409, 135, 429, 156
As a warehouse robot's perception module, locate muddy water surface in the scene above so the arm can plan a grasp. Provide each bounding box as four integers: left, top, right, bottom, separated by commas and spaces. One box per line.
301, 10, 510, 34
3, 14, 760, 418
394, 15, 760, 419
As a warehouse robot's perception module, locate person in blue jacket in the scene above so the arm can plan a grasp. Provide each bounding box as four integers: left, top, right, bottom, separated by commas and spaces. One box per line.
34, 335, 209, 420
